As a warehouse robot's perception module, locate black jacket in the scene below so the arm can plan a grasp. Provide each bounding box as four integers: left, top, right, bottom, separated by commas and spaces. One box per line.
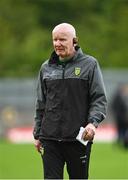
33, 47, 107, 141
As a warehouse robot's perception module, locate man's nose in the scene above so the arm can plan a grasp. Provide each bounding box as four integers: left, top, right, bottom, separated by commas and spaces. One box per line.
55, 40, 61, 46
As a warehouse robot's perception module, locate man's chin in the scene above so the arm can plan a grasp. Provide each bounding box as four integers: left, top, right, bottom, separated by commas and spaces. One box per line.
57, 53, 65, 58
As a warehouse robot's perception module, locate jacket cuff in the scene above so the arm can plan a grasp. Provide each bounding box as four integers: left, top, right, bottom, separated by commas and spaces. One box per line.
88, 118, 99, 128
33, 129, 39, 140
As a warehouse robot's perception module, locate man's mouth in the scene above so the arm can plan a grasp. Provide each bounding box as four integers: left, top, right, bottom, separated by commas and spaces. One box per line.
56, 49, 64, 51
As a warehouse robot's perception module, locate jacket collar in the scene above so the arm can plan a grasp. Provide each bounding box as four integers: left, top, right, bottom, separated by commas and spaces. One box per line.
48, 46, 83, 65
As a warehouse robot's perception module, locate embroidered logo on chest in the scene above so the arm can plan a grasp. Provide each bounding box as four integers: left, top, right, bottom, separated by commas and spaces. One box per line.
75, 67, 81, 76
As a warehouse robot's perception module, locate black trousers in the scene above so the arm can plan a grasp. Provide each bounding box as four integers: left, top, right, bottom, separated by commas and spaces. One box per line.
40, 140, 93, 179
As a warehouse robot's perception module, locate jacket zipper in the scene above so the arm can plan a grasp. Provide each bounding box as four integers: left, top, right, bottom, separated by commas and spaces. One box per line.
58, 64, 66, 142
62, 64, 66, 79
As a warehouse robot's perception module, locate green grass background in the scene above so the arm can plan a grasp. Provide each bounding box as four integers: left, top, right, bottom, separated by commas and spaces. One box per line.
0, 141, 128, 179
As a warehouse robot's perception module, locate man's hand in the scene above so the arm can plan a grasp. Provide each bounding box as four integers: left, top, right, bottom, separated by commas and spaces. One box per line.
34, 139, 42, 153
82, 123, 96, 141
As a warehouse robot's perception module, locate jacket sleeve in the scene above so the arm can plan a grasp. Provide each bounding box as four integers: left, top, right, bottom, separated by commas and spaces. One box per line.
88, 59, 107, 127
33, 67, 46, 139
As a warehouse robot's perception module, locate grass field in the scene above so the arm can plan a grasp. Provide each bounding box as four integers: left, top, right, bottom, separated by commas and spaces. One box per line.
0, 140, 128, 179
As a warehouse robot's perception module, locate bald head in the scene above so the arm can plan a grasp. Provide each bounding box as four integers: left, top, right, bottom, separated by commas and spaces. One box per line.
52, 23, 76, 38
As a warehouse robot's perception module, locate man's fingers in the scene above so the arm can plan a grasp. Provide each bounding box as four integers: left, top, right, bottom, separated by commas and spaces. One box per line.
35, 144, 41, 152
34, 140, 42, 153
82, 129, 88, 140
82, 128, 95, 141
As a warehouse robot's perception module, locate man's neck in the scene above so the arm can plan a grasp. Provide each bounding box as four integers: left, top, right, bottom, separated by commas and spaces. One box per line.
59, 56, 71, 62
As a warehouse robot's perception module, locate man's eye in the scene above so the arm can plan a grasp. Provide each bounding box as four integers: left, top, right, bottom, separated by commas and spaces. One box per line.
53, 38, 66, 42
60, 39, 66, 41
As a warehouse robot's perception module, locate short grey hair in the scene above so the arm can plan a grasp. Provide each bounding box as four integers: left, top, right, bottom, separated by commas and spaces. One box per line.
52, 23, 76, 38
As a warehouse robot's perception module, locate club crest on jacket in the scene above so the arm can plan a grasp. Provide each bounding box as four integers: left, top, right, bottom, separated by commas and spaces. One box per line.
75, 67, 81, 76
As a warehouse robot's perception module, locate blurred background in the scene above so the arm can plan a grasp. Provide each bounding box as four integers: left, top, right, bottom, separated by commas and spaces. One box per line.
0, 0, 128, 179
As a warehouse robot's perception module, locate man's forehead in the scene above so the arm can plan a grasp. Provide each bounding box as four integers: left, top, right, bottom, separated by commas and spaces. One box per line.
52, 31, 70, 38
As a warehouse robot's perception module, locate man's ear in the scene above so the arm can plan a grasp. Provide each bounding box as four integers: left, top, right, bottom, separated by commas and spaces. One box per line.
73, 37, 78, 45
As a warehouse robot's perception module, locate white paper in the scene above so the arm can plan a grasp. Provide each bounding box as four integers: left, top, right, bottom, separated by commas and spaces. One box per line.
76, 127, 88, 146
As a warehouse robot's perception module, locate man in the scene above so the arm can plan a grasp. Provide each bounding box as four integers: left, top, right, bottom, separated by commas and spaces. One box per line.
111, 84, 128, 148
33, 23, 107, 179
